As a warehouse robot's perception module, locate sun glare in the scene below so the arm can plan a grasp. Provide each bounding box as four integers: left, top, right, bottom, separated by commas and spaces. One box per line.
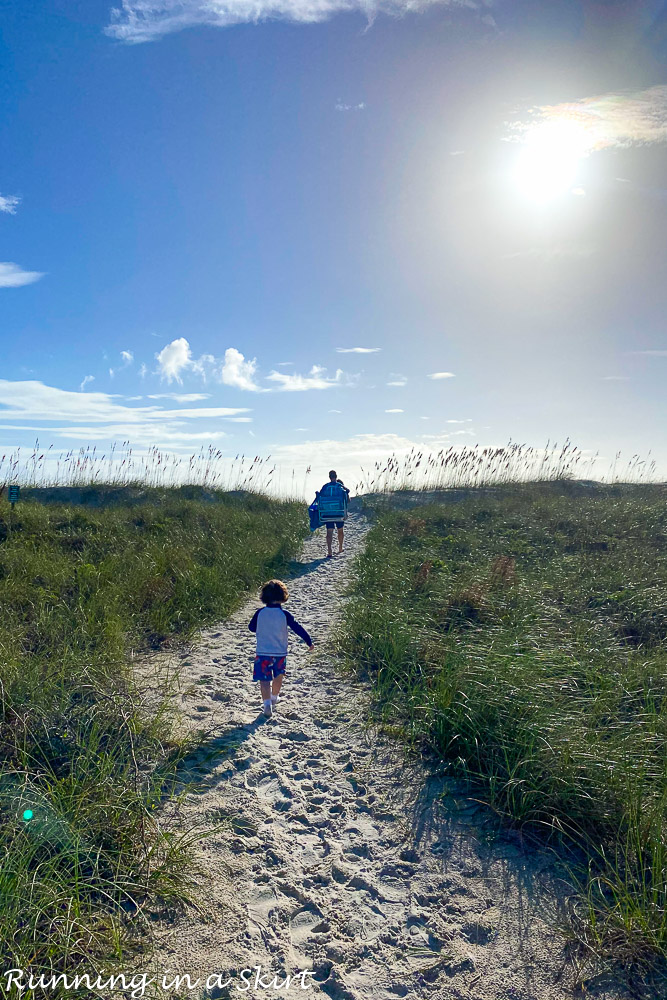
513, 118, 594, 202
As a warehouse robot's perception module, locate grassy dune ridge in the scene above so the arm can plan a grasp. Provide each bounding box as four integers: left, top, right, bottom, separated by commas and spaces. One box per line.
0, 486, 307, 972
340, 483, 667, 970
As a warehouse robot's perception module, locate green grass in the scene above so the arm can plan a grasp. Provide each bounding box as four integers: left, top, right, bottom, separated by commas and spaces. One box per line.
0, 485, 307, 976
340, 482, 667, 972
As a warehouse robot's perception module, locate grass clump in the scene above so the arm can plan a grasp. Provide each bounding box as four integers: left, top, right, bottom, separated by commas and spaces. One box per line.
0, 487, 306, 975
340, 482, 667, 971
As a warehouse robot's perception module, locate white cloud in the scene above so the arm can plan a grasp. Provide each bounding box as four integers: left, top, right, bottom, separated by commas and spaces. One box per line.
277, 361, 294, 366
0, 194, 20, 214
336, 347, 380, 354
601, 376, 630, 381
385, 408, 403, 413
446, 418, 471, 423
266, 365, 345, 392
139, 362, 148, 378
0, 262, 44, 288
419, 416, 430, 420
270, 431, 457, 491
508, 86, 667, 154
219, 347, 263, 392
110, 349, 135, 378
0, 379, 251, 445
428, 371, 456, 380
80, 375, 95, 391
147, 393, 211, 402
387, 374, 407, 387
329, 409, 342, 413
335, 101, 366, 112
155, 337, 197, 383
106, 0, 461, 43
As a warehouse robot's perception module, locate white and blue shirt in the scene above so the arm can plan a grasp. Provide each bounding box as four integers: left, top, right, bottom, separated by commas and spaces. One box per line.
248, 604, 312, 656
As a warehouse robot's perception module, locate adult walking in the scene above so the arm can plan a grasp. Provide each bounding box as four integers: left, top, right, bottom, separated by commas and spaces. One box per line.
316, 470, 350, 559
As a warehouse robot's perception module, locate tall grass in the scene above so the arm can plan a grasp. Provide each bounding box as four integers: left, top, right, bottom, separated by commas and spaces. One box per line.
354, 441, 657, 493
340, 482, 667, 973
0, 441, 313, 498
0, 487, 307, 975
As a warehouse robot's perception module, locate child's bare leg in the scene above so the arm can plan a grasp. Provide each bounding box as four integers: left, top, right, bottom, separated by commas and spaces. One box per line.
337, 527, 344, 552
326, 527, 334, 557
260, 680, 271, 702
272, 674, 284, 697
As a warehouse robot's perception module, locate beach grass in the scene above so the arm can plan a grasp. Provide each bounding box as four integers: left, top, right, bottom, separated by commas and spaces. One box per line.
0, 485, 307, 975
340, 481, 667, 972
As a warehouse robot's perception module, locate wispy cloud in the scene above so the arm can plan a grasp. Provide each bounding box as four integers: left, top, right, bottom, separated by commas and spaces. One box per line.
601, 376, 630, 381
80, 375, 95, 392
336, 347, 380, 354
446, 418, 471, 423
110, 349, 135, 378
147, 393, 211, 402
106, 0, 463, 43
0, 194, 20, 214
139, 362, 147, 378
386, 374, 407, 387
509, 86, 667, 152
385, 408, 403, 413
335, 101, 366, 112
266, 365, 345, 392
428, 371, 456, 380
0, 262, 44, 288
0, 379, 251, 445
219, 347, 263, 392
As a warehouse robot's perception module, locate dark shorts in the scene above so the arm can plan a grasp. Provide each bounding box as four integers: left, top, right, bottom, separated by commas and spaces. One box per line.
325, 521, 345, 530
253, 654, 287, 682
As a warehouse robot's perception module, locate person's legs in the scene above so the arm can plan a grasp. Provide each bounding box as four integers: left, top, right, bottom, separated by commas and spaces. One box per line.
326, 527, 334, 557
271, 657, 286, 704
254, 655, 274, 714
337, 526, 344, 553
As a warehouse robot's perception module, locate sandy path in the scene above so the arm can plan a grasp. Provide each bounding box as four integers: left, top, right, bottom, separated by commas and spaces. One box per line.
138, 510, 631, 1000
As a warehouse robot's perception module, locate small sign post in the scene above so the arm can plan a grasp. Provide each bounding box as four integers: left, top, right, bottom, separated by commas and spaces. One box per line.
8, 484, 19, 507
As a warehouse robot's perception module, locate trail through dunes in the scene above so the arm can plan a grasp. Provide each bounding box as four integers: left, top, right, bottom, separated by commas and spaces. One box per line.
138, 510, 634, 1000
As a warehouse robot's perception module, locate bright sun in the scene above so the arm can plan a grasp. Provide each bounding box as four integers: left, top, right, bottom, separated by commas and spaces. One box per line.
513, 118, 594, 202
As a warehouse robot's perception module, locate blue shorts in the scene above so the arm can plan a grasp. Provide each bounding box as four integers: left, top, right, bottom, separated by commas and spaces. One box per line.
253, 654, 286, 682
325, 522, 345, 530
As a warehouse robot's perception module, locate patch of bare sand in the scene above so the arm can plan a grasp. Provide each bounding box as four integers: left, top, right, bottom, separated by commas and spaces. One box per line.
133, 511, 638, 1000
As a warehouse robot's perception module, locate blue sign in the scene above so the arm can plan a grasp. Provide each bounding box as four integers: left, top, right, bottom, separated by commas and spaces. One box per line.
8, 485, 19, 504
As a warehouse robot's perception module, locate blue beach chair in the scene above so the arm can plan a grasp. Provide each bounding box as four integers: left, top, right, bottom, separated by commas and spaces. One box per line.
314, 481, 348, 527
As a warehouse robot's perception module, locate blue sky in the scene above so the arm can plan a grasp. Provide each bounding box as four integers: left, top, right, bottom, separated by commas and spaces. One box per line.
2, 1, 667, 491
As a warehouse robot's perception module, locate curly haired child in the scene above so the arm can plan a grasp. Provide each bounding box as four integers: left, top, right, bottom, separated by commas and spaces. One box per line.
248, 579, 314, 717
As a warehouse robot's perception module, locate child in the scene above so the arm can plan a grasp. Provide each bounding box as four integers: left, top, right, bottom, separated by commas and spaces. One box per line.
248, 579, 313, 717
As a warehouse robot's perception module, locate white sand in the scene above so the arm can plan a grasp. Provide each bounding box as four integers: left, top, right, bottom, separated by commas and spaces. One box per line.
136, 510, 635, 1000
